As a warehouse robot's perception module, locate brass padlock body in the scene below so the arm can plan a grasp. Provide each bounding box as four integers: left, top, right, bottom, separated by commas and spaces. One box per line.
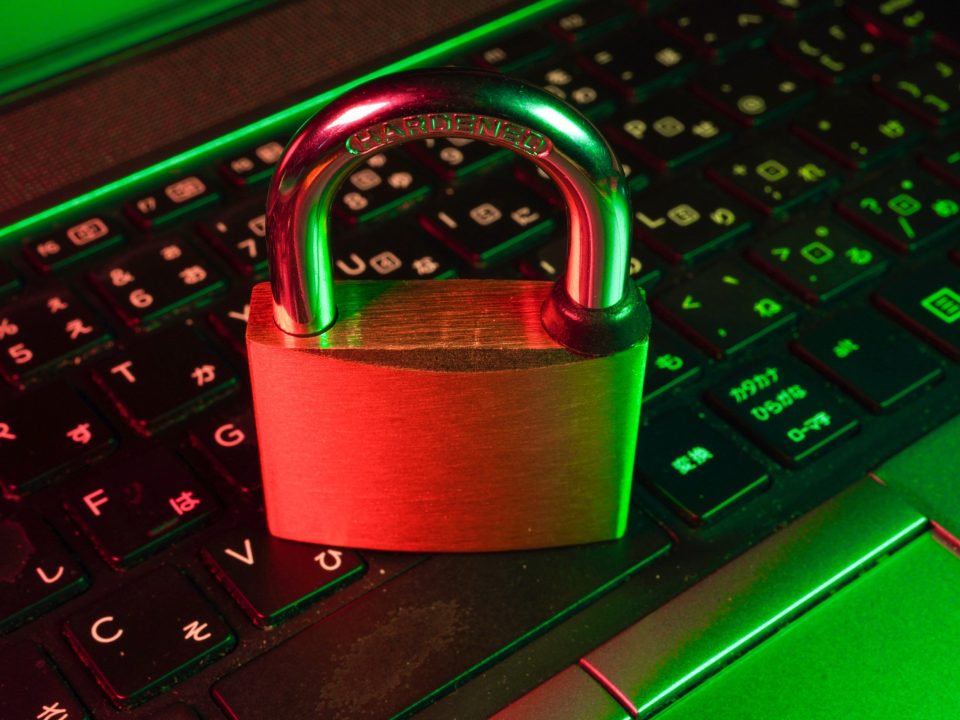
248, 280, 646, 552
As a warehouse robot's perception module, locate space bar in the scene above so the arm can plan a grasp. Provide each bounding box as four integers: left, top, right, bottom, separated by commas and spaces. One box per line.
212, 516, 670, 719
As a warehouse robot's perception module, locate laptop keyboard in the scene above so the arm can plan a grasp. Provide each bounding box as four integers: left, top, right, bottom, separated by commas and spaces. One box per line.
2, 0, 960, 717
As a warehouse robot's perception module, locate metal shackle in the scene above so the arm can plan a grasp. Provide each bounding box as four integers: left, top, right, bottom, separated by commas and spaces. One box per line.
266, 67, 648, 354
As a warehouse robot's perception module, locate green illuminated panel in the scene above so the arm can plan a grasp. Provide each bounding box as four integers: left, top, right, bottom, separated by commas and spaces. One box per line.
657, 532, 960, 719
0, 0, 569, 245
580, 478, 926, 718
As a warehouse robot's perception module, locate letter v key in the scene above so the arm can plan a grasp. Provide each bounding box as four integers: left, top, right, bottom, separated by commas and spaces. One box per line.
224, 538, 255, 565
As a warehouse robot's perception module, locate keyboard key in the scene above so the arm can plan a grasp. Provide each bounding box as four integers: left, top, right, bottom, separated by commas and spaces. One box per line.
706, 142, 839, 217
549, 4, 628, 44
148, 703, 201, 720
760, 0, 834, 21
23, 216, 123, 272
0, 640, 88, 719
747, 217, 887, 303
633, 181, 753, 263
333, 219, 459, 280
607, 90, 734, 171
91, 325, 237, 435
473, 28, 557, 73
420, 173, 557, 269
409, 137, 508, 180
524, 235, 661, 290
873, 261, 960, 359
189, 409, 261, 492
334, 149, 431, 225
707, 360, 860, 465
0, 288, 111, 385
774, 17, 894, 85
0, 516, 88, 632
793, 310, 943, 412
212, 517, 670, 719
0, 262, 19, 296
206, 290, 252, 355
125, 176, 220, 230
199, 204, 267, 277
637, 409, 770, 525
579, 26, 696, 100
847, 0, 934, 47
920, 141, 960, 187
218, 140, 284, 186
201, 528, 365, 627
643, 330, 703, 402
692, 50, 816, 126
660, 2, 775, 59
0, 384, 114, 493
653, 261, 797, 358
836, 172, 960, 252
873, 55, 960, 126
792, 93, 922, 169
517, 56, 617, 119
64, 567, 234, 705
89, 237, 226, 327
65, 448, 217, 567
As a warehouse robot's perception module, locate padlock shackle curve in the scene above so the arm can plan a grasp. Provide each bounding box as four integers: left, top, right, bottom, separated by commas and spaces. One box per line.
266, 67, 646, 352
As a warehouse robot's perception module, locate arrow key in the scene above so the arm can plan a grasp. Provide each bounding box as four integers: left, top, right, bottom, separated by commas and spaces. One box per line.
201, 527, 365, 627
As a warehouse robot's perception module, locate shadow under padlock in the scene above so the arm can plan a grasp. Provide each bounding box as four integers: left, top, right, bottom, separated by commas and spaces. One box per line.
246, 68, 651, 552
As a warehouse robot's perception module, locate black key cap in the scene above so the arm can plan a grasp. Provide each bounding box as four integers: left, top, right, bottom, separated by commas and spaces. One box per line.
920, 141, 960, 187
24, 216, 123, 272
148, 703, 201, 720
0, 640, 88, 719
409, 137, 508, 180
525, 235, 661, 290
218, 140, 284, 186
0, 384, 114, 493
847, 0, 933, 47
707, 360, 860, 465
607, 91, 734, 171
792, 93, 921, 169
0, 516, 88, 632
332, 219, 459, 280
212, 518, 670, 720
579, 26, 696, 100
692, 50, 816, 127
0, 288, 110, 385
660, 2, 775, 60
199, 205, 267, 277
637, 409, 770, 525
633, 181, 753, 263
654, 261, 797, 357
89, 237, 226, 327
874, 56, 960, 127
189, 409, 261, 492
517, 56, 617, 119
334, 150, 431, 225
91, 325, 237, 435
207, 290, 252, 355
0, 262, 19, 296
473, 28, 557, 73
420, 174, 557, 269
64, 567, 234, 705
836, 172, 960, 252
643, 330, 703, 402
873, 261, 960, 359
774, 17, 894, 85
125, 175, 220, 230
201, 528, 365, 627
793, 310, 943, 412
747, 217, 887, 303
65, 448, 217, 567
549, 4, 628, 44
760, 0, 834, 21
707, 142, 840, 217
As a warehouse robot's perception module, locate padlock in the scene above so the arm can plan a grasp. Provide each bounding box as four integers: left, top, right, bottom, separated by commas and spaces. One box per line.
247, 68, 651, 552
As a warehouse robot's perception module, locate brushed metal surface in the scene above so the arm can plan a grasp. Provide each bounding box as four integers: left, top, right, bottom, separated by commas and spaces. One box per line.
247, 281, 647, 552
